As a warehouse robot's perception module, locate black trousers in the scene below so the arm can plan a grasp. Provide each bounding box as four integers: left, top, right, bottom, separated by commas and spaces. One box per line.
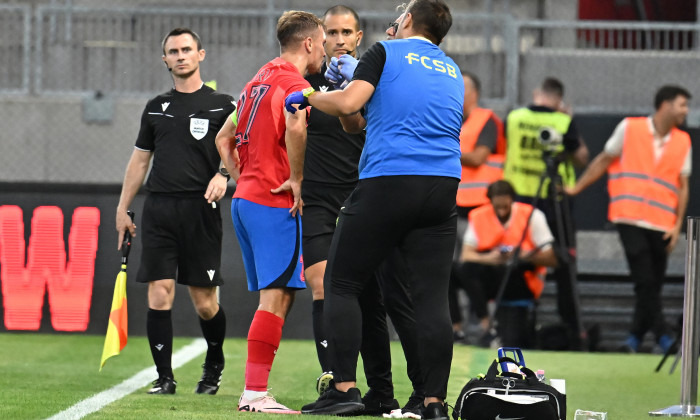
459, 262, 535, 347
617, 223, 671, 340
360, 249, 424, 398
324, 176, 457, 399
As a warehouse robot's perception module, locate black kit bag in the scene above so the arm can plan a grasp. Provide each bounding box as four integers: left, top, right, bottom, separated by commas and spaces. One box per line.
452, 357, 566, 420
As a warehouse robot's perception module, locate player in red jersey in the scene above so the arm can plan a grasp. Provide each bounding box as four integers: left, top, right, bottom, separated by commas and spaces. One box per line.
215, 10, 325, 414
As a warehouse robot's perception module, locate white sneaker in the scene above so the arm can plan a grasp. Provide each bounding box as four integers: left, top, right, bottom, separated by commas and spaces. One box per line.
382, 409, 422, 419
238, 392, 300, 414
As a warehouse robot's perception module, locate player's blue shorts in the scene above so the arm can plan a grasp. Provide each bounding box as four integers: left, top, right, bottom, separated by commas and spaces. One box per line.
231, 198, 306, 291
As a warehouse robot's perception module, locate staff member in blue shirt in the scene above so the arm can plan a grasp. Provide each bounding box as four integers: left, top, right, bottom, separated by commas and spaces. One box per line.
286, 1, 462, 418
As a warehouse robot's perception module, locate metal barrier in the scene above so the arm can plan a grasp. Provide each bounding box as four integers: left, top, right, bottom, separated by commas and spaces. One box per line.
518, 20, 700, 51
2, 4, 699, 111
0, 4, 31, 94
32, 5, 289, 95
514, 19, 700, 115
650, 217, 700, 417
27, 6, 517, 101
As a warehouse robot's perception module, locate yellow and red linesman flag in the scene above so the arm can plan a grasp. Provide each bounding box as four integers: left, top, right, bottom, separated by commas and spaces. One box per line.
100, 265, 128, 370
100, 210, 133, 371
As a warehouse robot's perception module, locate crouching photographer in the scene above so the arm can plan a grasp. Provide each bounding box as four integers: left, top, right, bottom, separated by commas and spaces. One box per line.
458, 180, 558, 348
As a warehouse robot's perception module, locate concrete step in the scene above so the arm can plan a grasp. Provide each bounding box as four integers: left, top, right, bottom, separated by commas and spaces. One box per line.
537, 279, 684, 352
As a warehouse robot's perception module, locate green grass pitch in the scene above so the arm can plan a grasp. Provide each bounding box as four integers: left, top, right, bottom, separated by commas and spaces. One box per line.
0, 333, 691, 419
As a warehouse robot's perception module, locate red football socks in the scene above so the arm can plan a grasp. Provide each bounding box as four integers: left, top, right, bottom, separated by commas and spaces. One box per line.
245, 310, 284, 391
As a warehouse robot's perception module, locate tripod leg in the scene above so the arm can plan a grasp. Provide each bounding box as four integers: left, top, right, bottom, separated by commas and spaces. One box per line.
488, 260, 515, 332
669, 349, 681, 374
656, 335, 681, 373
550, 177, 587, 350
656, 348, 672, 372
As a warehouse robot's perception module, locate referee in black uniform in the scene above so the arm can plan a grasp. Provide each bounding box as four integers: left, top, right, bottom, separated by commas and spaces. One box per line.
116, 28, 235, 395
301, 6, 365, 380
303, 6, 424, 416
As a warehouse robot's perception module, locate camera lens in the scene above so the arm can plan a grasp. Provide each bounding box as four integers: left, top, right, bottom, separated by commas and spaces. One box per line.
537, 127, 562, 150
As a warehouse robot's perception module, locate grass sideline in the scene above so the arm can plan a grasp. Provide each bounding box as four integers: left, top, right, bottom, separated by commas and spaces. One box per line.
0, 333, 691, 419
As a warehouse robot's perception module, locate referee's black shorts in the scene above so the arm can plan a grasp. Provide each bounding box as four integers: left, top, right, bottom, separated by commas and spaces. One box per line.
136, 193, 223, 287
301, 181, 355, 268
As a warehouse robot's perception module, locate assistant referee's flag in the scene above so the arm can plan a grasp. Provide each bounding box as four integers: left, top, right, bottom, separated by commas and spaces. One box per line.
100, 267, 128, 370
100, 211, 134, 371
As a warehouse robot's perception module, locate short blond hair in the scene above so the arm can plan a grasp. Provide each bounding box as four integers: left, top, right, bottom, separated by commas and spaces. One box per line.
277, 11, 324, 52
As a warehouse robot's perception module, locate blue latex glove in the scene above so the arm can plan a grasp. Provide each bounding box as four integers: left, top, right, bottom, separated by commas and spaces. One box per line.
336, 54, 358, 84
324, 57, 344, 89
284, 87, 315, 114
328, 56, 340, 75
324, 65, 342, 86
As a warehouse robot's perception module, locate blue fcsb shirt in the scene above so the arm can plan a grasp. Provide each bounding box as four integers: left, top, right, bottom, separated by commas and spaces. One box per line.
354, 38, 463, 180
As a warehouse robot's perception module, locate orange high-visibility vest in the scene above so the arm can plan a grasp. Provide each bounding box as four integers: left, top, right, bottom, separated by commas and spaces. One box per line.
469, 202, 546, 299
457, 108, 506, 208
607, 117, 690, 231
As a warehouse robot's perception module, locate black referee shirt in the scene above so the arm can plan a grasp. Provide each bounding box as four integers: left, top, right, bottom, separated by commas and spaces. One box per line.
304, 64, 365, 185
135, 85, 235, 194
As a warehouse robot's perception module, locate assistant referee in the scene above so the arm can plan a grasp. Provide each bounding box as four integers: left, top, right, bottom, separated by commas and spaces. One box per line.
116, 27, 234, 395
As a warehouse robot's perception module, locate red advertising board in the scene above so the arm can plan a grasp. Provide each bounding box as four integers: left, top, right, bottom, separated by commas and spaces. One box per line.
0, 205, 100, 331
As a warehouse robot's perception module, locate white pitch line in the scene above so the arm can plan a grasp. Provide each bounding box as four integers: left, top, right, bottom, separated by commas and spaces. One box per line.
46, 338, 207, 420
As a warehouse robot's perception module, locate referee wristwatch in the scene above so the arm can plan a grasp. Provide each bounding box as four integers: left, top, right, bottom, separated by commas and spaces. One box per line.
218, 167, 230, 181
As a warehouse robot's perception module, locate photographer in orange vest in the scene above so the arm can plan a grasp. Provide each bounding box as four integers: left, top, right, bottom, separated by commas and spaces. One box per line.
450, 71, 505, 342
566, 85, 692, 353
460, 180, 558, 347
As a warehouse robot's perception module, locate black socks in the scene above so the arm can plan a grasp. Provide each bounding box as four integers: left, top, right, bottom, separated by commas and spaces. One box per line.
312, 299, 331, 372
147, 309, 173, 378
200, 306, 226, 365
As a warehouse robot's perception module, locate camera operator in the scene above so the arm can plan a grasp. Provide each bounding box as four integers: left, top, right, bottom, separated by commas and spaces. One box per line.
460, 180, 558, 348
502, 77, 589, 348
